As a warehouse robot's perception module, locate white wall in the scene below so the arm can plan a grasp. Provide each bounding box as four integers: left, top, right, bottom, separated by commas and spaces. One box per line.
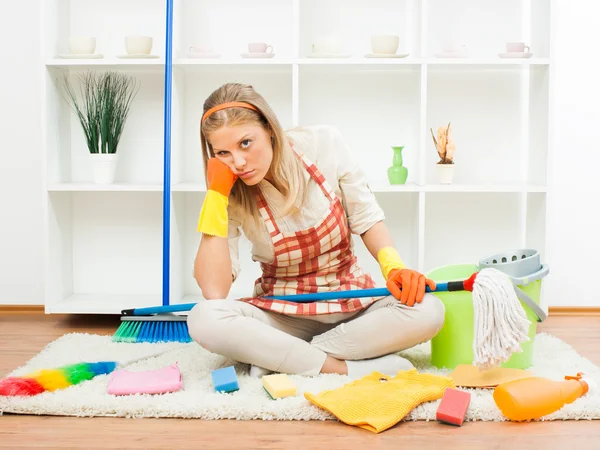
0, 0, 45, 305
543, 0, 600, 307
0, 0, 598, 307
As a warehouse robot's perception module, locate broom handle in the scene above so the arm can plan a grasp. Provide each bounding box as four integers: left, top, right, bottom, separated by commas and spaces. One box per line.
122, 279, 471, 316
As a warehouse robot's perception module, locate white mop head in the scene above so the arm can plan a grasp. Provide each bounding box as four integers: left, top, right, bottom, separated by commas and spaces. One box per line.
472, 268, 532, 370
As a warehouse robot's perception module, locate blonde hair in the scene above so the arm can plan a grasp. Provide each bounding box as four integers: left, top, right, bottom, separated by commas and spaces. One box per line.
200, 83, 306, 226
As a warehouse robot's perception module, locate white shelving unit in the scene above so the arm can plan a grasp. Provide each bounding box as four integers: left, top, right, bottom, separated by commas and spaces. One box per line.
41, 0, 552, 313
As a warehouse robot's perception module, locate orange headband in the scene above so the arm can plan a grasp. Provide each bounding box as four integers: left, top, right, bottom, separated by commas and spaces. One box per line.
201, 101, 259, 124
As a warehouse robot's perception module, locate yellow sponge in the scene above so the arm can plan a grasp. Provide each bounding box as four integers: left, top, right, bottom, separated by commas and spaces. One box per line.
262, 374, 296, 399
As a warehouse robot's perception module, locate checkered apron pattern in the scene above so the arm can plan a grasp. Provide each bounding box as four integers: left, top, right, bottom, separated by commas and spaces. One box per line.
238, 149, 383, 316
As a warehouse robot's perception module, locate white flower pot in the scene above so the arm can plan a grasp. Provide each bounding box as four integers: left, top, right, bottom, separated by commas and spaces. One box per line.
90, 153, 118, 184
436, 163, 455, 184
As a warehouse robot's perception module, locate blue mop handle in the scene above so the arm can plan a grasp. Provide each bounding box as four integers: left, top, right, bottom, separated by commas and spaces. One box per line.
265, 282, 448, 302
122, 281, 455, 316
161, 0, 174, 306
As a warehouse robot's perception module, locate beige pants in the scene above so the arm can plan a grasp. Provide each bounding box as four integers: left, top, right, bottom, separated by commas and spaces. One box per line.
187, 294, 445, 376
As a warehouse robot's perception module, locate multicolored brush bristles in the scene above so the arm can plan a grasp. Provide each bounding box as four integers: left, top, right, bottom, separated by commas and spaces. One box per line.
0, 361, 117, 397
113, 315, 191, 343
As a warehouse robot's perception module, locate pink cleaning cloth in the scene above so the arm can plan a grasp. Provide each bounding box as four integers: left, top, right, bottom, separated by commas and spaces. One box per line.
107, 362, 183, 396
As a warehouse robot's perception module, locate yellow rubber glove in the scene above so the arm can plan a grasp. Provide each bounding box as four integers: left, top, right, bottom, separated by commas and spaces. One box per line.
377, 247, 436, 307
377, 247, 406, 280
197, 158, 238, 238
305, 368, 455, 433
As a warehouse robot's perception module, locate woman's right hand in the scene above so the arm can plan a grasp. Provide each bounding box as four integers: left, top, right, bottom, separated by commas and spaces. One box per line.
207, 158, 238, 198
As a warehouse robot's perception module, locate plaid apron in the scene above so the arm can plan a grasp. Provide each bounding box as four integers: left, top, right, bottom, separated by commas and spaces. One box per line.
238, 148, 382, 316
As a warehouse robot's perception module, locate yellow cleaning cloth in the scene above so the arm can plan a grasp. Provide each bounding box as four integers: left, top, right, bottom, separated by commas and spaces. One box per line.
304, 368, 455, 433
197, 189, 229, 238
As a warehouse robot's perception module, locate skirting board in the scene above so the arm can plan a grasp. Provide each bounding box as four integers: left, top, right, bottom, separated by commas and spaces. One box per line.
1, 306, 600, 315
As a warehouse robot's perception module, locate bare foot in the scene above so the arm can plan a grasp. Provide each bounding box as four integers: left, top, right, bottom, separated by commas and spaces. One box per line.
320, 355, 348, 375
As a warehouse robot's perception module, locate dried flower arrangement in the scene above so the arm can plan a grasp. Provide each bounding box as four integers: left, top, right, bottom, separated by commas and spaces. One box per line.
430, 123, 455, 164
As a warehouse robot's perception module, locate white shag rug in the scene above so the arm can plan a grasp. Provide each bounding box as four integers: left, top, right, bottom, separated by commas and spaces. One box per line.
1, 332, 599, 423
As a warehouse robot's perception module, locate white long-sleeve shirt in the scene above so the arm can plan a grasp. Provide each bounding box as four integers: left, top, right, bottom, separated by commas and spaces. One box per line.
227, 124, 386, 282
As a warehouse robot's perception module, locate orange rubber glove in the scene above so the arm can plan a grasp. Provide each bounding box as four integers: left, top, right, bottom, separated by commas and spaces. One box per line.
386, 268, 436, 307
377, 247, 436, 307
206, 158, 238, 197
196, 158, 238, 237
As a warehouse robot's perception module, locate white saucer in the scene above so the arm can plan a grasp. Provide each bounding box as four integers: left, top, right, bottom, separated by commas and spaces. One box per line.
57, 53, 104, 59
434, 52, 468, 58
306, 53, 351, 58
241, 52, 274, 58
117, 54, 160, 59
188, 52, 221, 59
499, 52, 533, 59
364, 53, 409, 58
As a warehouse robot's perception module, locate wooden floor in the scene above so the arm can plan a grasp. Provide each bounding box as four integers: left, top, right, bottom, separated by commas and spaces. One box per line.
1, 313, 599, 449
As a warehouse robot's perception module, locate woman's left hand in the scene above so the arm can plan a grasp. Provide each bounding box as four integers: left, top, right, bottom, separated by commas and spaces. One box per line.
386, 269, 437, 307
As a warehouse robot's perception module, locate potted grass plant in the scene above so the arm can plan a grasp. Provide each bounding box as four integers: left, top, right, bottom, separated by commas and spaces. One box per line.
64, 71, 140, 184
430, 122, 456, 184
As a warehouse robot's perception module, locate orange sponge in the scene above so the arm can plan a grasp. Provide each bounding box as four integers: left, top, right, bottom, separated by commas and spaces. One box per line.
436, 388, 471, 426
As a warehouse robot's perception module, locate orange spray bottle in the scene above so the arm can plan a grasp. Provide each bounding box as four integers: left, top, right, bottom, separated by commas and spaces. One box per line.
493, 372, 593, 421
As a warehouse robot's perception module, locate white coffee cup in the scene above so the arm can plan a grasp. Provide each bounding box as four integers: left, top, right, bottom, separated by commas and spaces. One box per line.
312, 36, 341, 54
189, 43, 212, 54
248, 42, 273, 54
125, 35, 153, 55
371, 34, 399, 55
506, 42, 530, 53
69, 37, 96, 55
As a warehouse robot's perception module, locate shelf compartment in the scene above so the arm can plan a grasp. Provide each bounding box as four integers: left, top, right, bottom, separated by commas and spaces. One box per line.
426, 66, 526, 185
174, 0, 294, 60
299, 66, 421, 186
46, 192, 164, 314
424, 0, 542, 58
45, 69, 167, 185
44, 0, 166, 61
424, 192, 522, 272
299, 0, 415, 58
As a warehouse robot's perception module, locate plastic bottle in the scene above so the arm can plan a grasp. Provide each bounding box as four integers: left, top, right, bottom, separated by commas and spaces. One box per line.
493, 372, 591, 421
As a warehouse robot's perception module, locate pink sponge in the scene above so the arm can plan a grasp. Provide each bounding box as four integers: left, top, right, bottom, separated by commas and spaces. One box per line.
436, 388, 471, 426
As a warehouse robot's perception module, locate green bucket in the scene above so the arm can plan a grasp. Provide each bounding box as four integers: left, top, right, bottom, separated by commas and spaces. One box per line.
427, 263, 547, 370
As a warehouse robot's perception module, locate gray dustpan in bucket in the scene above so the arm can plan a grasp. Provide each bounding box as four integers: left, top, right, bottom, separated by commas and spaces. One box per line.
477, 248, 549, 322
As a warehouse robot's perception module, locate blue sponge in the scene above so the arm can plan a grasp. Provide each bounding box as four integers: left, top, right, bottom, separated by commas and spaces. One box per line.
211, 366, 239, 393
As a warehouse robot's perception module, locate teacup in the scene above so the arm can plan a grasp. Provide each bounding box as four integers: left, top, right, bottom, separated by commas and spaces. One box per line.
371, 34, 399, 55
312, 36, 341, 54
506, 42, 530, 53
69, 37, 96, 55
125, 35, 153, 55
248, 42, 273, 54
